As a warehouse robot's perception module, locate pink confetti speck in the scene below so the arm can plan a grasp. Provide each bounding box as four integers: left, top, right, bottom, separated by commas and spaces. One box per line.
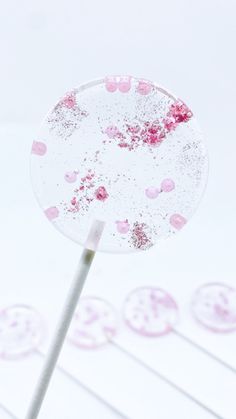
31, 141, 47, 156
136, 80, 152, 95
95, 186, 109, 201
116, 220, 130, 234
105, 76, 117, 92
44, 206, 59, 220
61, 93, 76, 109
163, 117, 177, 132
142, 123, 165, 146
118, 76, 131, 93
145, 187, 160, 199
105, 125, 120, 139
161, 178, 175, 192
168, 100, 193, 123
64, 171, 78, 183
169, 213, 187, 230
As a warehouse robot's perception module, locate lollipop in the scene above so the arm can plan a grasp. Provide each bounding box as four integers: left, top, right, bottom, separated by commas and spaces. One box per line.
31, 76, 208, 253
123, 286, 178, 336
0, 305, 129, 419
191, 283, 236, 333
68, 297, 117, 349
0, 305, 44, 359
69, 296, 224, 419
28, 76, 208, 418
123, 286, 236, 375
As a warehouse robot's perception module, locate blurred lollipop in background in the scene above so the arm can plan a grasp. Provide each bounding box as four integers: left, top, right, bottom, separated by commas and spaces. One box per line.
0, 304, 129, 419
69, 295, 226, 419
191, 283, 236, 333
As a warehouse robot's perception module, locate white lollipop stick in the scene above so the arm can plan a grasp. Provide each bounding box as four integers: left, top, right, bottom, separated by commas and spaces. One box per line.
25, 220, 104, 419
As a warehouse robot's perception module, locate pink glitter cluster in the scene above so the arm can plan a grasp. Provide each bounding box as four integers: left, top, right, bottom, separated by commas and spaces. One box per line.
63, 170, 109, 216
47, 91, 88, 139
130, 222, 153, 250
104, 100, 193, 151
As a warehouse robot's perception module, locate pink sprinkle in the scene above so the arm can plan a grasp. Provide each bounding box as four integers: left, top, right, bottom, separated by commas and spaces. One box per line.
163, 117, 177, 132
64, 171, 78, 183
31, 141, 47, 156
61, 93, 76, 109
161, 178, 175, 192
136, 80, 152, 95
71, 197, 77, 205
145, 187, 160, 199
44, 206, 59, 220
105, 125, 120, 139
169, 214, 187, 230
116, 220, 130, 234
168, 100, 193, 123
118, 76, 132, 93
95, 186, 109, 201
105, 76, 117, 92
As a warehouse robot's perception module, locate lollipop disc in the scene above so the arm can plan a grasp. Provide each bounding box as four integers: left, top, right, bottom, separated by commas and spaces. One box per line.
192, 283, 236, 333
68, 297, 117, 349
0, 305, 44, 359
123, 287, 178, 336
31, 76, 208, 253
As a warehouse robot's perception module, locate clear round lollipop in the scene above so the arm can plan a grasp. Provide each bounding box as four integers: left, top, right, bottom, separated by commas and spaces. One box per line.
27, 76, 208, 419
31, 76, 208, 253
123, 286, 179, 336
68, 297, 117, 349
192, 283, 236, 333
0, 305, 44, 359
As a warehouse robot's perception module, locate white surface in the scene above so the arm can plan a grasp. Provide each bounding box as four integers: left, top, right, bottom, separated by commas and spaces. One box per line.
0, 1, 236, 418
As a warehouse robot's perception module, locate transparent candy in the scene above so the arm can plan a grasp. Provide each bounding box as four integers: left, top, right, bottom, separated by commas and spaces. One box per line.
123, 287, 178, 336
31, 76, 208, 253
0, 305, 44, 359
68, 298, 117, 349
192, 283, 236, 333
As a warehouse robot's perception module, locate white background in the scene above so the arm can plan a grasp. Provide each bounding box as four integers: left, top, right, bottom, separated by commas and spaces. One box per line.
0, 1, 236, 418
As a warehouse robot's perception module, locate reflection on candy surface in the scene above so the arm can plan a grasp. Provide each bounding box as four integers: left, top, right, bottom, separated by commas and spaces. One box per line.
31, 76, 208, 253
123, 287, 178, 336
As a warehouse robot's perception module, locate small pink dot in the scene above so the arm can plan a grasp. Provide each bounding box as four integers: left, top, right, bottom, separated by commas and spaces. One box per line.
169, 214, 187, 230
61, 93, 76, 108
137, 80, 152, 95
145, 187, 160, 199
71, 197, 77, 205
95, 186, 109, 201
116, 220, 130, 234
31, 141, 47, 156
105, 76, 118, 93
118, 76, 131, 93
44, 207, 59, 221
161, 179, 175, 192
105, 125, 119, 139
64, 171, 78, 183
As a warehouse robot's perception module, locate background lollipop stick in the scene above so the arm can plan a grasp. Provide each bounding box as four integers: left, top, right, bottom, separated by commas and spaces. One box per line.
112, 342, 225, 419
0, 403, 18, 419
69, 297, 225, 419
25, 220, 104, 419
0, 304, 129, 419
172, 330, 236, 374
35, 350, 130, 419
